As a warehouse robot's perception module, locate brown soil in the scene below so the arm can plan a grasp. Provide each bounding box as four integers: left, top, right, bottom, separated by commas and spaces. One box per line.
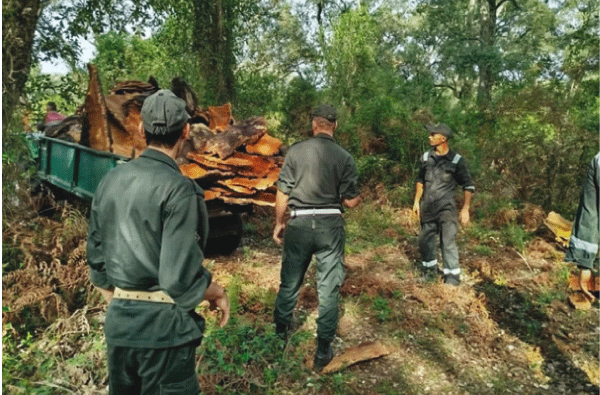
2, 201, 598, 395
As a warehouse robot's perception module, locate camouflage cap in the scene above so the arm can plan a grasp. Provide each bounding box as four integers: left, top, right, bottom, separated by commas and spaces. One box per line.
426, 123, 452, 139
311, 104, 337, 122
142, 89, 190, 135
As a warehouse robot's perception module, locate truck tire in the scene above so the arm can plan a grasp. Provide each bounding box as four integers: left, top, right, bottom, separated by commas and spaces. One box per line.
205, 213, 243, 255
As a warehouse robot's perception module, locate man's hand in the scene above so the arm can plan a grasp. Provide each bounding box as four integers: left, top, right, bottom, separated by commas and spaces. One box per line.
413, 182, 423, 221
460, 190, 472, 227
273, 223, 286, 245
273, 189, 288, 246
459, 207, 470, 227
412, 201, 420, 220
203, 283, 230, 327
579, 269, 596, 302
342, 195, 361, 208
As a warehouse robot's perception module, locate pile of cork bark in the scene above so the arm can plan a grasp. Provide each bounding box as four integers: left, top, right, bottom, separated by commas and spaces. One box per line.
47, 64, 283, 207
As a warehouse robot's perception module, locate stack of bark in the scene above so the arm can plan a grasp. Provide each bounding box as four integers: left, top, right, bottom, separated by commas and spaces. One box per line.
76, 64, 283, 207
178, 105, 282, 207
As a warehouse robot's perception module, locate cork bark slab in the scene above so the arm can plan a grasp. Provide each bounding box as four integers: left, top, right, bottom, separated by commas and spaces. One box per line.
568, 273, 600, 292
568, 293, 592, 310
309, 342, 390, 374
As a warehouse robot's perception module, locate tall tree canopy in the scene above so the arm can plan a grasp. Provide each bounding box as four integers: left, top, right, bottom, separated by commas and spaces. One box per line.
3, 0, 598, 213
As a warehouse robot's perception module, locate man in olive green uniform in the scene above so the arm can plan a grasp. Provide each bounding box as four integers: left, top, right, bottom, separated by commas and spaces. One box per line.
87, 90, 229, 395
565, 152, 599, 302
273, 105, 361, 372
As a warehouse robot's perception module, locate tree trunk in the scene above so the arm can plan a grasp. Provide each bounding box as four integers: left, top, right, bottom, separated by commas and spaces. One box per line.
2, 0, 41, 131
192, 0, 236, 104
477, 0, 497, 110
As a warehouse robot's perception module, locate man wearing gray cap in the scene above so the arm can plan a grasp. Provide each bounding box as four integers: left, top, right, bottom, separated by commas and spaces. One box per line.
273, 104, 361, 372
412, 123, 475, 286
87, 89, 229, 394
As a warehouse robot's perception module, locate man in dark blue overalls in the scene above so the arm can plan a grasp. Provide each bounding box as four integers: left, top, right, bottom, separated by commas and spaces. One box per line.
412, 124, 475, 285
565, 152, 599, 302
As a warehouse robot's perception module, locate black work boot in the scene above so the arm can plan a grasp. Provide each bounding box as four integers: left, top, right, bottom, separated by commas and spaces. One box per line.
444, 274, 460, 286
313, 338, 334, 372
275, 323, 289, 343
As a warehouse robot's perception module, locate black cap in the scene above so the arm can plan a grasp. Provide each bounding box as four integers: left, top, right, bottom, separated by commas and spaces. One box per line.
311, 104, 337, 122
426, 123, 452, 139
142, 89, 190, 135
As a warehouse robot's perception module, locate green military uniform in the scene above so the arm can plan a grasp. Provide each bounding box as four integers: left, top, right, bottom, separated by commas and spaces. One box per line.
88, 148, 211, 394
274, 133, 359, 343
565, 153, 600, 269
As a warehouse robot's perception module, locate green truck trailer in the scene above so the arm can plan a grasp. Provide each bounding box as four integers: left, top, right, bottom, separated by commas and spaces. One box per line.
28, 133, 245, 254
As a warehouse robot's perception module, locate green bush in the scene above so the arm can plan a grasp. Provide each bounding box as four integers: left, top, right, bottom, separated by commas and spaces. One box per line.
373, 296, 392, 322
500, 224, 532, 252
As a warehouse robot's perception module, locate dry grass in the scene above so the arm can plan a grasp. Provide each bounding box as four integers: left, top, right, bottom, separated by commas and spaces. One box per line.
3, 204, 93, 327
2, 190, 598, 395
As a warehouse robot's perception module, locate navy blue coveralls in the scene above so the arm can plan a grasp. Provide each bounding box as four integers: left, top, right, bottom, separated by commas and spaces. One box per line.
565, 152, 600, 270
416, 149, 475, 281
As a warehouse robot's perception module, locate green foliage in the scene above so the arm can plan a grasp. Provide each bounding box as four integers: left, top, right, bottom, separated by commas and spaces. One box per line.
2, 124, 36, 222
473, 244, 493, 257
2, 238, 25, 273
93, 32, 164, 90
326, 5, 380, 108
500, 225, 532, 252
536, 288, 566, 307
235, 70, 283, 120
2, 329, 59, 394
198, 320, 310, 393
24, 67, 87, 123
483, 85, 596, 215
464, 223, 500, 245
386, 184, 415, 207
279, 77, 318, 144
345, 203, 398, 253
373, 296, 392, 322
356, 155, 398, 185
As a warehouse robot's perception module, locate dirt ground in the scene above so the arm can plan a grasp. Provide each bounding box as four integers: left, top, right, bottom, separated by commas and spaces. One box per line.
202, 207, 599, 395
2, 201, 598, 394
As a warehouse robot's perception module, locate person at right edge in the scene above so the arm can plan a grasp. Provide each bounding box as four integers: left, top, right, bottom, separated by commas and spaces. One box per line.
412, 124, 475, 285
273, 104, 361, 372
565, 152, 600, 302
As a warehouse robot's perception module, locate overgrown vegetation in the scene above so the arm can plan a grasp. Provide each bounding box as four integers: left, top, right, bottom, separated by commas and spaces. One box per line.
3, 185, 598, 394
2, 0, 598, 393
5, 0, 598, 215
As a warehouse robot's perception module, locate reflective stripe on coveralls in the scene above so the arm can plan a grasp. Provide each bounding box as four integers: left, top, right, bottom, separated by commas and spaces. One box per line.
443, 268, 461, 276
569, 235, 599, 255
422, 259, 438, 268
